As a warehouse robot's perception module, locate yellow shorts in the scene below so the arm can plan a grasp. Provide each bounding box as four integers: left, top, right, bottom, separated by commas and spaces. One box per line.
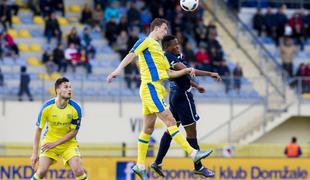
140, 81, 168, 115
40, 142, 81, 166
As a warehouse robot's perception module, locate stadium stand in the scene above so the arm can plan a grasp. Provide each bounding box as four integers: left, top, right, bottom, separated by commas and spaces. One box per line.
238, 3, 310, 96
0, 0, 263, 101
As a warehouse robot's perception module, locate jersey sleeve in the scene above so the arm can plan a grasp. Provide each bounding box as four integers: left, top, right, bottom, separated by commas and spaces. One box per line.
36, 99, 55, 129
70, 101, 82, 130
36, 107, 48, 129
130, 38, 148, 55
165, 53, 181, 70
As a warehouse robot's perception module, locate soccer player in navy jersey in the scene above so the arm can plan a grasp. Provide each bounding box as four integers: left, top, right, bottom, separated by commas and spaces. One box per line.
151, 35, 221, 178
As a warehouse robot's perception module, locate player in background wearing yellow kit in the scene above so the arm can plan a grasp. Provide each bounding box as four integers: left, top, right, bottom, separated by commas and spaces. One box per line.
30, 77, 87, 180
107, 18, 213, 180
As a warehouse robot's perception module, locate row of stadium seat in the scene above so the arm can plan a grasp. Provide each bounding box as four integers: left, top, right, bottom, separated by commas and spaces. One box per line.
0, 85, 263, 99
11, 15, 71, 26
18, 43, 41, 52
0, 4, 264, 101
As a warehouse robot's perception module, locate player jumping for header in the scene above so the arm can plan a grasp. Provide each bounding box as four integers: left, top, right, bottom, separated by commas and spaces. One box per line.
107, 18, 213, 180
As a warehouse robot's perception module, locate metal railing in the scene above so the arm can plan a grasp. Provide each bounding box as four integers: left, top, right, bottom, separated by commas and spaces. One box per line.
199, 76, 310, 142
204, 0, 288, 99
198, 0, 307, 142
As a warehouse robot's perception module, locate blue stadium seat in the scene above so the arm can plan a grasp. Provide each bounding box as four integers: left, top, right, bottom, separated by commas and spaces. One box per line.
0, 88, 10, 95
3, 58, 15, 66
21, 16, 33, 24
259, 37, 273, 44
16, 59, 27, 66
9, 87, 19, 95
121, 89, 134, 96
228, 62, 236, 71
98, 90, 109, 96
33, 87, 45, 95
74, 88, 82, 96
102, 45, 113, 53
108, 89, 120, 96
29, 73, 39, 80
30, 29, 43, 38
89, 60, 99, 67
84, 89, 97, 96
89, 32, 102, 39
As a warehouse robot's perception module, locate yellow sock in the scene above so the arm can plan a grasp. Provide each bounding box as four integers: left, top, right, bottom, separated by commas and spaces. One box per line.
32, 173, 43, 180
168, 125, 194, 154
76, 173, 87, 180
137, 132, 151, 166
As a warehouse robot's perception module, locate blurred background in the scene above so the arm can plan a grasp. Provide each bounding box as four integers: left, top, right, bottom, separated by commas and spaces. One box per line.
0, 0, 310, 179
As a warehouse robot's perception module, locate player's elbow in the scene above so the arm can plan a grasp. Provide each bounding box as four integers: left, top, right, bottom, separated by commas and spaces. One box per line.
127, 52, 136, 59
35, 127, 42, 135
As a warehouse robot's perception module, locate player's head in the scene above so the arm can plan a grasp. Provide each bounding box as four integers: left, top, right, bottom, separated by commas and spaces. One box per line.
55, 77, 72, 100
150, 18, 168, 40
162, 35, 181, 55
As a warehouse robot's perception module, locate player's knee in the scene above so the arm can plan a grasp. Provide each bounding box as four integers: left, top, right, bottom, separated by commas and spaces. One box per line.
186, 130, 197, 139
166, 116, 177, 127
185, 125, 197, 138
73, 166, 85, 177
36, 169, 48, 178
143, 127, 154, 134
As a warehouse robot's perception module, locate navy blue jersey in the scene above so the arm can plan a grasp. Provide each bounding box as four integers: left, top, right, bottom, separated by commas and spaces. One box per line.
165, 52, 191, 91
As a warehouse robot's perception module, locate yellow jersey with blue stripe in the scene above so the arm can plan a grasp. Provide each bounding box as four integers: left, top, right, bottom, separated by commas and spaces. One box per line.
130, 37, 170, 83
130, 37, 170, 114
36, 99, 82, 146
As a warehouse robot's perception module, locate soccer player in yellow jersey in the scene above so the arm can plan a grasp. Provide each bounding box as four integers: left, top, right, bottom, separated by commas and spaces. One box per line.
30, 77, 87, 180
107, 18, 212, 180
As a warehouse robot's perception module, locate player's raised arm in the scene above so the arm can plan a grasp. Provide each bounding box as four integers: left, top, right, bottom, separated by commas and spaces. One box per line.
194, 69, 221, 81
173, 61, 221, 81
107, 52, 136, 83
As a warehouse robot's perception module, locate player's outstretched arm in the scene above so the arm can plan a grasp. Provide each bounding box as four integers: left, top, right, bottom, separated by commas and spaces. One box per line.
194, 69, 221, 81
41, 130, 78, 152
107, 53, 136, 83
31, 127, 42, 168
171, 61, 220, 80
167, 68, 195, 78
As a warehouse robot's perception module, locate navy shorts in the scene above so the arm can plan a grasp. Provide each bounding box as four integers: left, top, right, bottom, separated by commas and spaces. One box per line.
169, 90, 200, 127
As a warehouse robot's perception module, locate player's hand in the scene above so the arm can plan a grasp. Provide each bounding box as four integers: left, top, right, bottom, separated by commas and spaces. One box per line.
197, 86, 206, 93
185, 68, 195, 77
30, 153, 39, 168
211, 72, 221, 81
41, 142, 58, 152
107, 70, 120, 83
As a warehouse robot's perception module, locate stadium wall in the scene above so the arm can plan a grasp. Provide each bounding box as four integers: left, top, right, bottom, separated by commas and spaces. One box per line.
254, 116, 310, 144
0, 157, 309, 180
0, 101, 263, 144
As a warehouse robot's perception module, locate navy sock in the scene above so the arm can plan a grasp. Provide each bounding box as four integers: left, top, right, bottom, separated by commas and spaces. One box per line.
155, 131, 172, 165
187, 138, 203, 170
